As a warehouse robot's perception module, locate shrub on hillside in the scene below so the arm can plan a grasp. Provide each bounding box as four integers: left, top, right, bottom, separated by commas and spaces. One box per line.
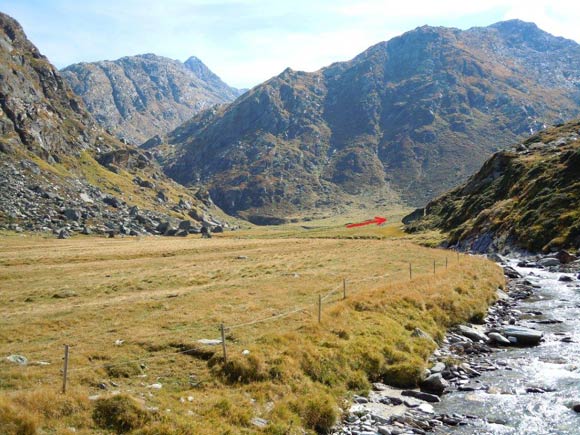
297, 393, 337, 434
104, 360, 143, 378
92, 395, 149, 433
346, 370, 371, 395
214, 354, 269, 384
382, 361, 424, 388
0, 400, 37, 435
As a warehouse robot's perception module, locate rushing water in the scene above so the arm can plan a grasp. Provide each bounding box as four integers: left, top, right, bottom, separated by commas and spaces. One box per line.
435, 260, 580, 434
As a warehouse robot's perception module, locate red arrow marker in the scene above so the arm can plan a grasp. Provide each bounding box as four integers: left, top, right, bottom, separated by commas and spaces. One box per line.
345, 216, 387, 228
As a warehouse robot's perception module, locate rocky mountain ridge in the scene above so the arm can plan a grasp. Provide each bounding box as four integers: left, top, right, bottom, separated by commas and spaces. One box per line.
0, 12, 227, 237
404, 119, 580, 253
152, 20, 580, 224
61, 53, 241, 145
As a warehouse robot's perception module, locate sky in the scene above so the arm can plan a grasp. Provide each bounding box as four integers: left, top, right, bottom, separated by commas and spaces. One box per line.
2, 0, 580, 89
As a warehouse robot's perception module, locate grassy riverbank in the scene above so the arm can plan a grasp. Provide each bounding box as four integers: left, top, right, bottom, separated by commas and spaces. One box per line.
0, 230, 504, 434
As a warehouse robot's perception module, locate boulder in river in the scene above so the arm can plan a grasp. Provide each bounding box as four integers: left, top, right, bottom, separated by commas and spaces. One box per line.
430, 362, 446, 373
457, 325, 489, 343
401, 390, 441, 403
556, 250, 577, 264
419, 373, 449, 395
537, 257, 560, 267
503, 266, 522, 278
499, 326, 543, 346
518, 260, 539, 268
488, 332, 512, 346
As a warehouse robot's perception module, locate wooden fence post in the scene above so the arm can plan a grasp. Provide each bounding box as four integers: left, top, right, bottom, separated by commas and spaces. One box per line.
409, 263, 412, 280
220, 323, 228, 363
62, 344, 69, 394
343, 279, 347, 300
433, 260, 436, 274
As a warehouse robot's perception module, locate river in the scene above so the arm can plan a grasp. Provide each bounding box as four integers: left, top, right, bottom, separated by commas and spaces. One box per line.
435, 258, 580, 434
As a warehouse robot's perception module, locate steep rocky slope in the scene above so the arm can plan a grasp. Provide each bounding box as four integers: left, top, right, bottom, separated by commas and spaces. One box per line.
405, 120, 580, 253
153, 20, 580, 223
0, 12, 225, 237
61, 54, 241, 144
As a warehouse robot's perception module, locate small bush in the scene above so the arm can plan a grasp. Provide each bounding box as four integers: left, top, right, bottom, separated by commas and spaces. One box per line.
346, 370, 371, 395
92, 395, 149, 433
0, 400, 37, 435
212, 398, 252, 426
105, 360, 143, 378
469, 311, 486, 324
299, 393, 337, 434
11, 389, 89, 419
219, 354, 269, 384
382, 362, 424, 388
358, 349, 385, 380
301, 352, 341, 386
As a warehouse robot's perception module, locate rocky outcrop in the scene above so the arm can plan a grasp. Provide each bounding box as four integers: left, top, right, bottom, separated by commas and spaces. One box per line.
0, 12, 227, 236
61, 54, 241, 144
405, 120, 580, 253
153, 20, 580, 222
0, 13, 102, 160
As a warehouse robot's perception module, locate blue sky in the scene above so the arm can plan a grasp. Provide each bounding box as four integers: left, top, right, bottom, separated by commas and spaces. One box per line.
2, 0, 579, 88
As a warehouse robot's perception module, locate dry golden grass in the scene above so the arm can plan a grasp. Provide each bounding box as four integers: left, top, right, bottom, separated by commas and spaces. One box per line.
0, 231, 504, 434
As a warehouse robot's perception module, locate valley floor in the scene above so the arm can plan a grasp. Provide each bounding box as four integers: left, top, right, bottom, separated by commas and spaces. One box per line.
0, 226, 503, 434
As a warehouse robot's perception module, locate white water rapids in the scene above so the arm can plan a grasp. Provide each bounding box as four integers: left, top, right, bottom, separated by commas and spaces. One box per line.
435, 259, 580, 434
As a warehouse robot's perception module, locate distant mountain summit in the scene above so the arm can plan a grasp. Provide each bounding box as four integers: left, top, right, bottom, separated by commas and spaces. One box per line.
151, 20, 580, 224
61, 54, 241, 144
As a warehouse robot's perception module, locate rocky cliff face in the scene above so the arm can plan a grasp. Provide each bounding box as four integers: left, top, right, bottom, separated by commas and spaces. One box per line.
153, 20, 580, 223
0, 12, 227, 237
405, 120, 580, 253
61, 54, 241, 145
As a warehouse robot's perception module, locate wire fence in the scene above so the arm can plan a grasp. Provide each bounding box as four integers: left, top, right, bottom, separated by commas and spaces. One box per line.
2, 254, 461, 394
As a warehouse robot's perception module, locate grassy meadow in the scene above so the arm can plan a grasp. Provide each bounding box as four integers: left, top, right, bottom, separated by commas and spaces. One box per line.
0, 220, 504, 434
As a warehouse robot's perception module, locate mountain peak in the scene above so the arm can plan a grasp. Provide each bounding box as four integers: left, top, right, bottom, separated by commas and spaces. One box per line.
490, 18, 538, 30
62, 53, 240, 143
487, 19, 575, 51
154, 18, 580, 222
133, 53, 170, 61
184, 55, 202, 65
183, 55, 214, 78
0, 12, 42, 59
